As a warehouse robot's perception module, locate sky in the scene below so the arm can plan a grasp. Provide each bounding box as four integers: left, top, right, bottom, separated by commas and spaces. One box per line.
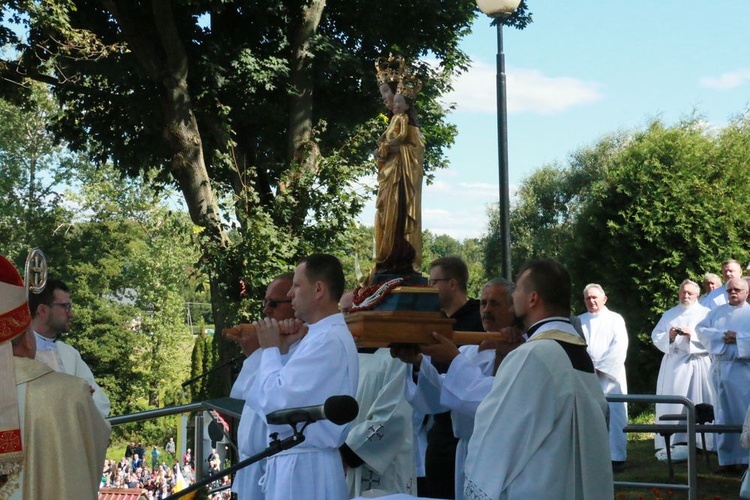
359, 1, 750, 241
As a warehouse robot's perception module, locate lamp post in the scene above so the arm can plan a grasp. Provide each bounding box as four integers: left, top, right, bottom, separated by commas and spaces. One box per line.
476, 0, 520, 281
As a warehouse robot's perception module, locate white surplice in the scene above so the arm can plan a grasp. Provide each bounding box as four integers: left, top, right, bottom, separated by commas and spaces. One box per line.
246, 313, 358, 500
404, 345, 494, 500
651, 301, 713, 449
579, 307, 629, 461
231, 344, 297, 500
345, 349, 415, 497
464, 321, 613, 500
231, 351, 265, 500
33, 333, 110, 418
697, 302, 750, 465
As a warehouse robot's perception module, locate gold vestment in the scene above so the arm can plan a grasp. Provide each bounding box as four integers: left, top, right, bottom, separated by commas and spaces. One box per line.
0, 357, 110, 500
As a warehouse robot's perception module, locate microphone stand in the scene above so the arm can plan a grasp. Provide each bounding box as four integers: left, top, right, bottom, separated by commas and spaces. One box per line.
164, 425, 307, 500
181, 356, 244, 388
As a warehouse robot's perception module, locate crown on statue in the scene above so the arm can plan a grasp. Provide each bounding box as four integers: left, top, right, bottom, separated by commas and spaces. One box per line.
375, 54, 407, 85
397, 72, 422, 101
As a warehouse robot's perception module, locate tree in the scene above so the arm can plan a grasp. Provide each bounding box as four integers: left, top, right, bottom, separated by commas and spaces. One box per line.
490, 114, 750, 395
1, 0, 532, 394
0, 86, 81, 262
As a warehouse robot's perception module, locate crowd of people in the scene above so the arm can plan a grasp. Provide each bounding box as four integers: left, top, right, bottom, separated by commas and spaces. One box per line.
98, 441, 231, 499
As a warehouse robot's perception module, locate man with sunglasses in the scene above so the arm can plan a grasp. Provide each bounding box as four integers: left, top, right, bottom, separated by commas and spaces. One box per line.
697, 277, 750, 474
227, 272, 301, 500
28, 279, 110, 417
247, 253, 358, 500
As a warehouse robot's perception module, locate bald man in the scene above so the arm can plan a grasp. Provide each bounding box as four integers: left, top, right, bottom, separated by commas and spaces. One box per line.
697, 277, 750, 474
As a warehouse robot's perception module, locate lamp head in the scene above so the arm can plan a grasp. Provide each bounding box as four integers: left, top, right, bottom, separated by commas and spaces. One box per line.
476, 0, 521, 17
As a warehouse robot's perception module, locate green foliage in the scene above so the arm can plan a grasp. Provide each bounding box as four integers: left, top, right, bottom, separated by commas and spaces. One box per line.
490, 114, 750, 395
190, 330, 219, 403
1, 0, 523, 394
0, 86, 81, 261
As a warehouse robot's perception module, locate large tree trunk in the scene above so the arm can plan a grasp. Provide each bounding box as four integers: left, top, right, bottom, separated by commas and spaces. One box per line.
287, 0, 326, 163
103, 0, 234, 396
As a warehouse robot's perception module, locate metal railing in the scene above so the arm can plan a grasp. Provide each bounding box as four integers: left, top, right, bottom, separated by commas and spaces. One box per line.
607, 394, 698, 499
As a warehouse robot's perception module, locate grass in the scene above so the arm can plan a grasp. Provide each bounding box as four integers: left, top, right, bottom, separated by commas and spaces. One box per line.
614, 412, 744, 499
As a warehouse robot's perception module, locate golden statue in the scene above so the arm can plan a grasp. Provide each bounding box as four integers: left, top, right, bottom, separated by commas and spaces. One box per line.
373, 55, 425, 276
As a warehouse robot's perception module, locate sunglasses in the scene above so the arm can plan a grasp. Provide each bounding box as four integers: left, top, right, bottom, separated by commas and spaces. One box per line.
49, 302, 74, 312
263, 298, 292, 308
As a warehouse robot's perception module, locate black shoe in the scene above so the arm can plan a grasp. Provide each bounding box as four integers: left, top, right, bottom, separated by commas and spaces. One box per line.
612, 461, 626, 473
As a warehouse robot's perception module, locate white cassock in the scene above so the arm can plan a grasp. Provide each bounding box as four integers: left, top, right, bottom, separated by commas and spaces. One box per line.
651, 301, 713, 449
464, 321, 613, 500
33, 332, 110, 417
405, 345, 494, 500
701, 284, 727, 310
232, 344, 299, 500
344, 349, 415, 497
742, 405, 750, 450
697, 302, 750, 466
246, 313, 358, 500
579, 306, 629, 461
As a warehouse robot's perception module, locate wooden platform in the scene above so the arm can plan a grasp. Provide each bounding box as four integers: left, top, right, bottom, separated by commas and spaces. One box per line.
345, 310, 455, 347
345, 310, 513, 347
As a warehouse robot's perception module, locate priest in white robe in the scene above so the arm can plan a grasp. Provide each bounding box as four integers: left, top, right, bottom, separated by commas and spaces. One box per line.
227, 273, 302, 500
697, 277, 750, 471
28, 279, 110, 417
464, 259, 612, 500
342, 348, 415, 497
391, 278, 518, 500
579, 283, 629, 469
699, 273, 722, 307
246, 254, 358, 500
403, 344, 494, 500
338, 291, 415, 497
702, 260, 743, 311
651, 279, 713, 450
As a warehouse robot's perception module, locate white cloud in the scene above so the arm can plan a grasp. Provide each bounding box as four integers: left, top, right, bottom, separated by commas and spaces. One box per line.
699, 69, 750, 90
423, 205, 492, 241
444, 60, 604, 115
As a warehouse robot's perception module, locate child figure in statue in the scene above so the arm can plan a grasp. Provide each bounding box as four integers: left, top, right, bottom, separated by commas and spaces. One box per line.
373, 57, 425, 276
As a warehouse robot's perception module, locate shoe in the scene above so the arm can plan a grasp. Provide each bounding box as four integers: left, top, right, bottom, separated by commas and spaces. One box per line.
612, 461, 626, 473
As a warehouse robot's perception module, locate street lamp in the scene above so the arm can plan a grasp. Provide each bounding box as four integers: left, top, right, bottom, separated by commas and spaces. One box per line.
476, 0, 520, 281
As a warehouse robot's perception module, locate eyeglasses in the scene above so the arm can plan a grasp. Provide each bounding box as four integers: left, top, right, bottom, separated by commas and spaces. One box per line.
49, 302, 73, 312
428, 278, 451, 286
727, 288, 746, 293
263, 298, 292, 308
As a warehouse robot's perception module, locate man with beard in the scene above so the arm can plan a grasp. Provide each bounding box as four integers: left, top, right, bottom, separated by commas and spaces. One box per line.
697, 277, 750, 474
464, 259, 612, 500
29, 279, 110, 417
392, 277, 518, 499
651, 279, 713, 452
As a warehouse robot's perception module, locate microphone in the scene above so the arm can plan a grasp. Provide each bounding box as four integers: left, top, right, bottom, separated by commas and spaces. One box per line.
266, 395, 359, 426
